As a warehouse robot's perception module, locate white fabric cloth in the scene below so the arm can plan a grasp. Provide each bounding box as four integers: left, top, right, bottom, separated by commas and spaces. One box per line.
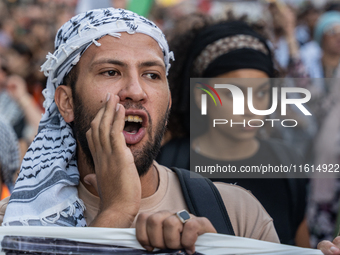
0, 226, 323, 255
3, 8, 174, 227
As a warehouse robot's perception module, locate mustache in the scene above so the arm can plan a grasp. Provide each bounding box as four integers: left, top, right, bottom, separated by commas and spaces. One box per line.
121, 101, 146, 111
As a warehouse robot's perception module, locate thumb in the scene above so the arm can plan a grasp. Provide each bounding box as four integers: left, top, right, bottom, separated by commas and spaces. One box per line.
84, 174, 98, 194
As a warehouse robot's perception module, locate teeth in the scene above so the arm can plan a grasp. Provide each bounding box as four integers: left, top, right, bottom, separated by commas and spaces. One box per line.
124, 115, 142, 123
126, 130, 137, 134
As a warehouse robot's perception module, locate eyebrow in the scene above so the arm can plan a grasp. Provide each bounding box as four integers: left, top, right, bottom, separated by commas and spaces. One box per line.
90, 59, 165, 71
139, 61, 165, 70
90, 59, 126, 71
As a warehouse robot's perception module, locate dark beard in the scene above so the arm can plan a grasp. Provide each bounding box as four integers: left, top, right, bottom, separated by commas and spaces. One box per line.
72, 94, 169, 176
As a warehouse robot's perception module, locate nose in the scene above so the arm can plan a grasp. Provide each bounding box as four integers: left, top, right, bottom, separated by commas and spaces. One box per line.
118, 72, 147, 103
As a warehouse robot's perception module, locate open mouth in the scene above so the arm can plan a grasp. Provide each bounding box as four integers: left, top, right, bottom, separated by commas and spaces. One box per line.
124, 115, 143, 134
122, 112, 147, 145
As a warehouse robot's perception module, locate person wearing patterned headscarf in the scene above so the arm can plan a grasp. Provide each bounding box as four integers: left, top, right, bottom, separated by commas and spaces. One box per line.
0, 7, 281, 253
0, 116, 20, 199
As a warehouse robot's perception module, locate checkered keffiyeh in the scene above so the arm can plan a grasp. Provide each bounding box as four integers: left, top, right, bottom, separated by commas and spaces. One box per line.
3, 8, 174, 227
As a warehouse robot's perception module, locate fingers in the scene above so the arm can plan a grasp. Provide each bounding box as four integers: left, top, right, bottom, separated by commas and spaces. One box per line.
181, 216, 216, 254
86, 96, 106, 156
136, 211, 217, 254
136, 211, 174, 251
93, 94, 120, 151
98, 93, 115, 151
163, 215, 184, 250
110, 99, 126, 153
136, 212, 153, 251
318, 238, 340, 255
100, 94, 125, 151
86, 93, 124, 157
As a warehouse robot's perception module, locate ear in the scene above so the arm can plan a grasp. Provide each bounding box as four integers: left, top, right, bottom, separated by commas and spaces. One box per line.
55, 85, 74, 123
168, 90, 172, 111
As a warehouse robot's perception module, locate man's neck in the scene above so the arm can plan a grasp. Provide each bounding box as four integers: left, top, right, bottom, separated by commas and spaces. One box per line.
77, 146, 159, 199
140, 163, 159, 198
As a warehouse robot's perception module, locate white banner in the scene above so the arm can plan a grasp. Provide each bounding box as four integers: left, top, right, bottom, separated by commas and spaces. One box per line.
0, 226, 323, 255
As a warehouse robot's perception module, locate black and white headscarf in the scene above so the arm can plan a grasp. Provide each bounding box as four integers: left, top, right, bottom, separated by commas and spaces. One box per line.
3, 8, 174, 227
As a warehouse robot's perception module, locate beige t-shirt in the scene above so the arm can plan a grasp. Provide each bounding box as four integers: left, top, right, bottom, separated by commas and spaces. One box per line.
0, 161, 279, 243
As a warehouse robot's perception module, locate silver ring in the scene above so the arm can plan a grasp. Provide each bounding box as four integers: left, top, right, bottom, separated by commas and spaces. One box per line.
175, 209, 191, 224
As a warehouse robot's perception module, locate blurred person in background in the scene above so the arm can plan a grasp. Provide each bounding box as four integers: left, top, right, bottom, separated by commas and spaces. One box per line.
0, 0, 73, 155
0, 56, 25, 145
307, 64, 340, 247
5, 43, 32, 80
300, 11, 340, 79
6, 74, 43, 144
0, 19, 15, 52
303, 7, 340, 244
0, 116, 20, 200
265, 1, 318, 162
0, 56, 43, 160
158, 13, 310, 247
299, 10, 340, 144
294, 4, 340, 249
268, 1, 309, 77
150, 0, 197, 32
295, 1, 321, 46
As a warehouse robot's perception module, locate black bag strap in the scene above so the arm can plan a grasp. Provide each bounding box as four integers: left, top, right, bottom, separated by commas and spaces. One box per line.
171, 167, 235, 235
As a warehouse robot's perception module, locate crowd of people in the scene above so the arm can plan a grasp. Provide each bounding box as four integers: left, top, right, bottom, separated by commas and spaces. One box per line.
1, 0, 340, 253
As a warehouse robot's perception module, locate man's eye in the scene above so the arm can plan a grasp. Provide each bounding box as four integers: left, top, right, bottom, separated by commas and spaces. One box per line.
145, 73, 160, 80
103, 70, 118, 76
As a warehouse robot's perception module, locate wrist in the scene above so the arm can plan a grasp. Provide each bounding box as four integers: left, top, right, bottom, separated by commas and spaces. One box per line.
102, 199, 140, 218
90, 208, 137, 228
